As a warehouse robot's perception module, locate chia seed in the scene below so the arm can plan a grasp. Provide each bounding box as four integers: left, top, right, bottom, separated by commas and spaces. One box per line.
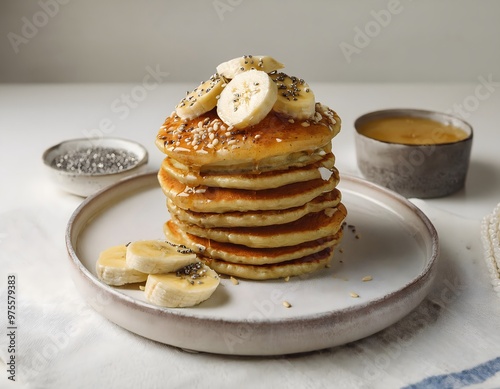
176, 262, 204, 281
51, 147, 139, 175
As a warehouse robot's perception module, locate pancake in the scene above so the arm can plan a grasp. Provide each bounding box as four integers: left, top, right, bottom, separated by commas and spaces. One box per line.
164, 219, 343, 265
166, 146, 332, 175
200, 247, 335, 280
154, 57, 345, 280
161, 153, 336, 189
166, 188, 341, 228
170, 203, 347, 248
155, 104, 340, 170
158, 168, 340, 213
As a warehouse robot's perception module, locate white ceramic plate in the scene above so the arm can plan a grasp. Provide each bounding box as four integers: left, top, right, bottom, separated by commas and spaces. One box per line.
66, 172, 438, 355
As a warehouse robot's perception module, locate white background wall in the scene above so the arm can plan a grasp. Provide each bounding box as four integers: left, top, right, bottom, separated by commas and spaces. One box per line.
1, 0, 499, 83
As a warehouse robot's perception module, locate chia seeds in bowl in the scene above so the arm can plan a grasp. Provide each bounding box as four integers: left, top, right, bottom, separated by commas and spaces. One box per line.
43, 138, 149, 197
51, 146, 140, 175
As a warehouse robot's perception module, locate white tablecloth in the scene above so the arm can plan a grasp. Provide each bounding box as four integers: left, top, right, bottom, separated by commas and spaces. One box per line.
1, 83, 500, 388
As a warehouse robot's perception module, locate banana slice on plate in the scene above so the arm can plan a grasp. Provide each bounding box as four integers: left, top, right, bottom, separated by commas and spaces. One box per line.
126, 240, 198, 274
175, 74, 226, 120
270, 71, 316, 120
217, 69, 278, 129
216, 55, 284, 79
96, 245, 148, 286
145, 262, 220, 308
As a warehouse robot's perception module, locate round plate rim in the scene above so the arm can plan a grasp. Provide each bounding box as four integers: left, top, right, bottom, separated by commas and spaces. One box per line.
65, 171, 439, 353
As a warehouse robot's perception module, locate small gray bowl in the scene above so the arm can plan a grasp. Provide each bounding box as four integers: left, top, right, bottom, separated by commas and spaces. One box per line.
43, 137, 149, 197
354, 109, 473, 198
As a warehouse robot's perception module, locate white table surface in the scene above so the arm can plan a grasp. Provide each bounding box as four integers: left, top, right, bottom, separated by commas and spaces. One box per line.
1, 82, 500, 388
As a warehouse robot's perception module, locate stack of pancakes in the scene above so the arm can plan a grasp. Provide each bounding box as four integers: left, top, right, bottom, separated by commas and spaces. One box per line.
155, 103, 346, 280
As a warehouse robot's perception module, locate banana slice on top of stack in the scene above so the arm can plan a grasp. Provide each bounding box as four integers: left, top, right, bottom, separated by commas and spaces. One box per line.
156, 55, 346, 281
96, 240, 220, 308
174, 55, 316, 128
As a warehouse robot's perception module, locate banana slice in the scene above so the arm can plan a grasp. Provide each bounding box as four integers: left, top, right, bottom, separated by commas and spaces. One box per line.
126, 240, 198, 274
270, 71, 316, 120
216, 55, 284, 79
145, 262, 220, 307
96, 245, 148, 286
175, 74, 225, 120
217, 70, 278, 129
